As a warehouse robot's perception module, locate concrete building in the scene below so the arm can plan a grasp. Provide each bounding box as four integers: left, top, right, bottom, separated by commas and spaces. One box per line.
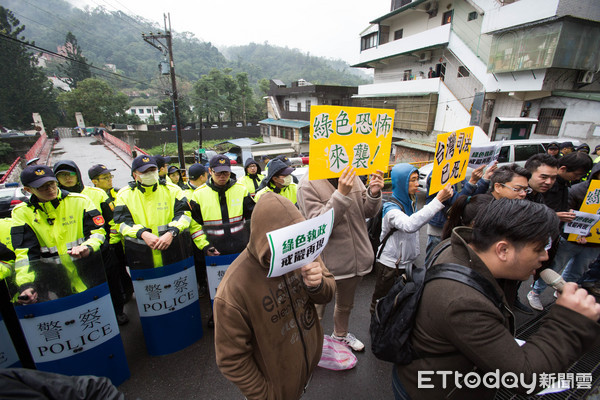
260, 79, 358, 154
126, 106, 163, 124
353, 0, 600, 154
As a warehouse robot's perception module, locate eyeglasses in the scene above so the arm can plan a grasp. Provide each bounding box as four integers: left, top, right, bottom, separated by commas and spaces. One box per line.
500, 183, 532, 194
97, 175, 114, 180
214, 171, 230, 177
56, 171, 77, 178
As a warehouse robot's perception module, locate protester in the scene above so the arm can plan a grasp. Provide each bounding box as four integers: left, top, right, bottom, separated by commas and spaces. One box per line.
524, 153, 559, 203
484, 164, 532, 200
371, 163, 453, 313
297, 166, 383, 351
441, 194, 493, 240
423, 162, 495, 265
393, 199, 600, 400
214, 192, 335, 400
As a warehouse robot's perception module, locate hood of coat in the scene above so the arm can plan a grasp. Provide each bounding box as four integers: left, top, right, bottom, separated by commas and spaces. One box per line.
244, 157, 262, 175
247, 191, 305, 269
53, 160, 84, 193
390, 163, 417, 216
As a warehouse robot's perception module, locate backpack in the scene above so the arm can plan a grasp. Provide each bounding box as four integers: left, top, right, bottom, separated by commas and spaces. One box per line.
367, 197, 404, 260
369, 241, 504, 365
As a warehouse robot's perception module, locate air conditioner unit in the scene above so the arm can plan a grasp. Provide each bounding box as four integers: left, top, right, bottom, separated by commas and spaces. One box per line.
577, 71, 595, 84
417, 51, 432, 62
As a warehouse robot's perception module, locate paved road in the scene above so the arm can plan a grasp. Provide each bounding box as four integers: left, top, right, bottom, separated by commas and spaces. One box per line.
49, 137, 594, 399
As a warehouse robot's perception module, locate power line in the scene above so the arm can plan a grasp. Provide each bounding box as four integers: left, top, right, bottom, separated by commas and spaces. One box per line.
0, 33, 161, 90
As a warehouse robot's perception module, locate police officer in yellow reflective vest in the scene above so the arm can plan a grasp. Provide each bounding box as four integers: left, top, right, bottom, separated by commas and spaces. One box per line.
238, 158, 264, 198
113, 155, 192, 269
254, 159, 298, 205
189, 155, 254, 256
0, 218, 15, 280
11, 165, 106, 304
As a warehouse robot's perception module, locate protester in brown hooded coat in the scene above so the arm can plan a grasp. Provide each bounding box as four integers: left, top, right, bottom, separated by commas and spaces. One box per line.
214, 192, 335, 400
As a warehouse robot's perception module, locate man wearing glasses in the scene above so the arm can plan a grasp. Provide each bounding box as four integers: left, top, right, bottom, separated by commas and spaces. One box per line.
487, 164, 532, 200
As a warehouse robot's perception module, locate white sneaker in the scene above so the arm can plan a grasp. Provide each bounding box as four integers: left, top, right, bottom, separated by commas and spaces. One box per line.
527, 291, 543, 311
331, 332, 365, 352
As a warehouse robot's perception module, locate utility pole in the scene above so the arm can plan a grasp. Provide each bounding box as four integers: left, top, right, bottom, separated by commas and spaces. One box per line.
142, 14, 186, 172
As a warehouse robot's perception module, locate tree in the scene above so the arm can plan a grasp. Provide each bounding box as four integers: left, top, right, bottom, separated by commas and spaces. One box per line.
57, 31, 92, 89
57, 78, 129, 126
0, 7, 59, 130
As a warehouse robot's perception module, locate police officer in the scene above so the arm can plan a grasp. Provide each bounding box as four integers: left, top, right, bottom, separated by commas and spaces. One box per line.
89, 163, 135, 311
113, 155, 191, 269
182, 163, 208, 200
53, 161, 128, 324
189, 155, 254, 256
167, 165, 187, 190
238, 158, 264, 198
12, 165, 106, 304
254, 159, 297, 204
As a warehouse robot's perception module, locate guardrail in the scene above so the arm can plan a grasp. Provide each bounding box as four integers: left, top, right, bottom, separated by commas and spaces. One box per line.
134, 146, 148, 156
0, 157, 21, 184
24, 132, 47, 162
103, 131, 131, 155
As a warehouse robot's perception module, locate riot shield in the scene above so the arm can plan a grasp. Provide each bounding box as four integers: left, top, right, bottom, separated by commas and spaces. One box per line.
204, 220, 250, 303
129, 229, 203, 356
9, 251, 130, 386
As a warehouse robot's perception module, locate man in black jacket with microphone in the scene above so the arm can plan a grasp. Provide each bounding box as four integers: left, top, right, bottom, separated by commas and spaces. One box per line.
393, 199, 600, 400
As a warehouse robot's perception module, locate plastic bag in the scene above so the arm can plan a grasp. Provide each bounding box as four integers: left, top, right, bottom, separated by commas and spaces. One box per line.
317, 335, 357, 370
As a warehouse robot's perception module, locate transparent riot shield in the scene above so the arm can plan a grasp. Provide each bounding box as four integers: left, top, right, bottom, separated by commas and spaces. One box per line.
129, 229, 203, 356
204, 220, 250, 304
10, 251, 130, 386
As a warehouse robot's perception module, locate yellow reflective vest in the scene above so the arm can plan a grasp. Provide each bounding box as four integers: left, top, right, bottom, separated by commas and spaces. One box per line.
239, 174, 264, 196
113, 181, 191, 268
189, 179, 253, 254
0, 218, 15, 280
254, 183, 298, 205
11, 190, 106, 294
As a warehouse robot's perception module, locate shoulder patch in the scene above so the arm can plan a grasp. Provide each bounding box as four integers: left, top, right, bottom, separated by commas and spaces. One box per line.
93, 215, 105, 226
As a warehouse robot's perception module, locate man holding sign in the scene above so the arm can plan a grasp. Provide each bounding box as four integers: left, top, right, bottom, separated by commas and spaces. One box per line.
214, 192, 335, 400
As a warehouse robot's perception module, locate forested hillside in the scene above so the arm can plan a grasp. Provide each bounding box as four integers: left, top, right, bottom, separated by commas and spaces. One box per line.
3, 0, 371, 92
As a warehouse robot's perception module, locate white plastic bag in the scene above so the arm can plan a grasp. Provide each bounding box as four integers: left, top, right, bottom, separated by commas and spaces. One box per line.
317, 335, 357, 370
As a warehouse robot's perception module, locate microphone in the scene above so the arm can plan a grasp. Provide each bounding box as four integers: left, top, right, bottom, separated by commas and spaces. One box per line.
540, 269, 566, 294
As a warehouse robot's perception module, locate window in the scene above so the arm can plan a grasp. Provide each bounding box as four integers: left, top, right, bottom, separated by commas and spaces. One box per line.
391, 0, 412, 10
442, 10, 453, 25
130, 109, 136, 114
361, 32, 377, 51
306, 100, 311, 112
536, 108, 566, 136
146, 108, 152, 114
138, 108, 144, 114
468, 11, 478, 21
332, 99, 340, 106
284, 100, 289, 111
497, 146, 509, 163
457, 66, 470, 78
403, 70, 412, 81
394, 29, 403, 40
515, 144, 545, 162
297, 102, 302, 112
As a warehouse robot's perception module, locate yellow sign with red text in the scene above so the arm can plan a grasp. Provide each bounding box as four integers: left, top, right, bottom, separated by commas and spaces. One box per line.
308, 105, 395, 180
429, 127, 474, 195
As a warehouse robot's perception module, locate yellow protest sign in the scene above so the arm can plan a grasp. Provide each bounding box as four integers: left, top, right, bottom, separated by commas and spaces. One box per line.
568, 180, 600, 243
429, 127, 474, 195
308, 105, 395, 180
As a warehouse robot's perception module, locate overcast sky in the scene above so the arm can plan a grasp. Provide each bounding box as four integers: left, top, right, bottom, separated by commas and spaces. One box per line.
67, 0, 391, 64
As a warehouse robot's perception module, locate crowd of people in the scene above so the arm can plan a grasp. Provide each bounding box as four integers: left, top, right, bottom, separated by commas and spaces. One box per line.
2, 140, 600, 399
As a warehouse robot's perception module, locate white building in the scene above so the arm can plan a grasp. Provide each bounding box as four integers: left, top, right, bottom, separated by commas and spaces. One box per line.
353, 0, 600, 147
126, 106, 163, 123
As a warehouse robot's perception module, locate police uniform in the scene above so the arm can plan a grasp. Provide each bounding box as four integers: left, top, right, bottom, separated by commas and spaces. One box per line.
12, 166, 106, 299
113, 155, 192, 269
238, 158, 264, 197
189, 155, 254, 255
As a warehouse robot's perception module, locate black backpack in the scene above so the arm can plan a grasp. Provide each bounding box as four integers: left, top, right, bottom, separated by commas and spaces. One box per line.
367, 198, 404, 260
369, 241, 504, 365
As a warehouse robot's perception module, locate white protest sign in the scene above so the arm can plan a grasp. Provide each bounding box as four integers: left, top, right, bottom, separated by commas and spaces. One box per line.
468, 142, 501, 168
267, 209, 334, 278
564, 211, 600, 236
